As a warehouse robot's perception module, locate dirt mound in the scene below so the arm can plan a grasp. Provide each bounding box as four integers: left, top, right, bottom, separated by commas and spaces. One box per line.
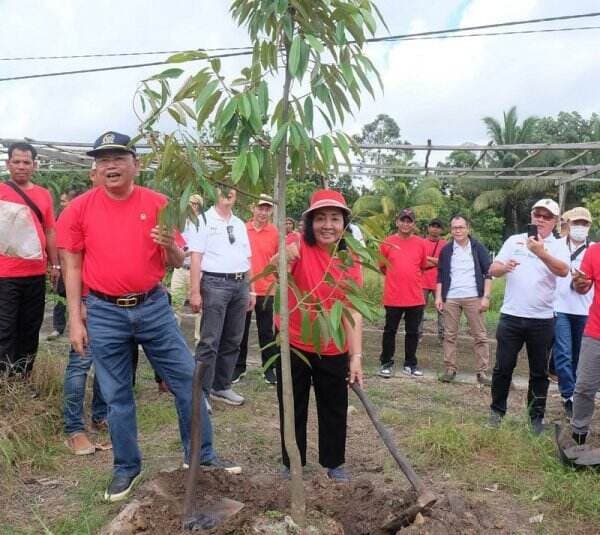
107, 468, 515, 534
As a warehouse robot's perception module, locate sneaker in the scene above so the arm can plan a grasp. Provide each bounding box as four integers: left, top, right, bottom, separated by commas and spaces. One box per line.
46, 330, 62, 340
264, 368, 277, 385
410, 367, 423, 377
487, 409, 503, 428
104, 472, 141, 502
563, 398, 573, 420
200, 457, 242, 475
476, 372, 492, 386
210, 389, 245, 406
531, 417, 545, 436
205, 398, 213, 415
402, 366, 412, 376
91, 419, 109, 433
440, 369, 456, 383
327, 465, 350, 482
231, 370, 246, 384
378, 364, 394, 378
64, 432, 95, 455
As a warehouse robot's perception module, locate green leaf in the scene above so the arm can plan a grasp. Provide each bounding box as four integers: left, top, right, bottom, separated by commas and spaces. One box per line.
331, 322, 345, 352
257, 81, 269, 115
194, 79, 219, 113
347, 293, 375, 321
219, 98, 238, 128
311, 315, 321, 353
330, 300, 343, 330
167, 51, 207, 63
321, 135, 334, 166
304, 34, 324, 53
289, 35, 302, 77
303, 96, 314, 132
152, 68, 184, 80
248, 151, 259, 184
271, 123, 288, 152
179, 181, 194, 214
301, 309, 311, 344
317, 312, 331, 347
196, 90, 221, 128
238, 94, 252, 119
210, 58, 221, 73
167, 106, 182, 124
360, 8, 377, 35
231, 151, 247, 183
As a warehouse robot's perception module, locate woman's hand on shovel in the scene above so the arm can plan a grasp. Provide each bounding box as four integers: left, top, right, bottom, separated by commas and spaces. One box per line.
349, 353, 364, 387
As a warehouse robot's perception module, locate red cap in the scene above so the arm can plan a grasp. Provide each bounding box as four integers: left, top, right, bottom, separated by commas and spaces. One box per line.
302, 189, 351, 216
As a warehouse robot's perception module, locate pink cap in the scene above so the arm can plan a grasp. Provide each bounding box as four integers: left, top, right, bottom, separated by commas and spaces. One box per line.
302, 189, 351, 216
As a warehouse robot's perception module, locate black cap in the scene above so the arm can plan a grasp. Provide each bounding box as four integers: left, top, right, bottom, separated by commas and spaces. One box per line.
87, 131, 136, 157
429, 218, 443, 227
397, 208, 416, 222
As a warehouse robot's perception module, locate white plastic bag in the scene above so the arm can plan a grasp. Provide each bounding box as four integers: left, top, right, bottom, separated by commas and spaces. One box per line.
0, 199, 43, 259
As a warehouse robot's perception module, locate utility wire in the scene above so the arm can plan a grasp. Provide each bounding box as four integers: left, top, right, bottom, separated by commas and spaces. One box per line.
1, 11, 599, 82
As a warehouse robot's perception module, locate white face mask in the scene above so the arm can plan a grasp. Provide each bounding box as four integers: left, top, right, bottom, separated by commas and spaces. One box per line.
569, 225, 589, 242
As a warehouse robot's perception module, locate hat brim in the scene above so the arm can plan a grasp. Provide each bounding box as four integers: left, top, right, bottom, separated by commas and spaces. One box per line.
257, 201, 274, 206
86, 145, 136, 157
302, 199, 351, 217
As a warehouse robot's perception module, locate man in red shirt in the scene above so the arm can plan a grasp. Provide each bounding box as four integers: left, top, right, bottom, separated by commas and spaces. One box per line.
232, 194, 279, 384
420, 218, 446, 341
0, 142, 59, 377
378, 208, 428, 378
58, 131, 239, 502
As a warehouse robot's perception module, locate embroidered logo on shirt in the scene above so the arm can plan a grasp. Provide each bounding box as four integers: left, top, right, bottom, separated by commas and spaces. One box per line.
140, 212, 147, 221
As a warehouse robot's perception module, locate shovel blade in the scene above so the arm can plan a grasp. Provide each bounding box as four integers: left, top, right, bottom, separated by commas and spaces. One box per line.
183, 498, 244, 531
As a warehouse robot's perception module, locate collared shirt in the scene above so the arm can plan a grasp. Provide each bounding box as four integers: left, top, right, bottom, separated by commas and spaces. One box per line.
447, 239, 478, 299
186, 206, 250, 273
247, 220, 278, 295
496, 233, 562, 319
553, 236, 594, 316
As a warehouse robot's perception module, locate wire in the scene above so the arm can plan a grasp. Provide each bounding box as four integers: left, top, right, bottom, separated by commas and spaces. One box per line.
1, 11, 599, 82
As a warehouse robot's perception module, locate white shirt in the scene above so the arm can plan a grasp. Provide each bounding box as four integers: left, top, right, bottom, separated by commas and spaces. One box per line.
186, 207, 251, 273
180, 219, 197, 267
447, 239, 478, 299
496, 233, 563, 319
553, 236, 594, 316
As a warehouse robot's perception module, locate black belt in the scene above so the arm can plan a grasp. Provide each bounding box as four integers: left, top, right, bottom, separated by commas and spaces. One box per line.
203, 271, 246, 281
89, 286, 161, 308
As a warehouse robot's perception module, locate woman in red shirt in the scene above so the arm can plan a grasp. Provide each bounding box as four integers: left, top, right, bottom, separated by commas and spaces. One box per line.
276, 189, 363, 482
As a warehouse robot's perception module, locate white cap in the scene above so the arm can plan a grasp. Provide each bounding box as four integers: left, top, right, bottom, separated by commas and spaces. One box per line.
531, 198, 560, 217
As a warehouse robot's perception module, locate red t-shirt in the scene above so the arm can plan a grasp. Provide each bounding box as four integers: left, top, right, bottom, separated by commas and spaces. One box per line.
247, 220, 279, 296
285, 231, 301, 246
380, 234, 428, 307
580, 244, 600, 338
276, 238, 363, 355
0, 182, 55, 277
422, 238, 446, 290
56, 185, 171, 295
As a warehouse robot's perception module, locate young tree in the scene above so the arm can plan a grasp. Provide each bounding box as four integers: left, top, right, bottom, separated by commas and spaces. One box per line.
134, 0, 387, 526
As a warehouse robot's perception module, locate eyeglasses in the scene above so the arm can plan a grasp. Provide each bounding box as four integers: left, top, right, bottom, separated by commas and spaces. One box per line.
451, 226, 467, 231
532, 212, 555, 221
226, 225, 235, 244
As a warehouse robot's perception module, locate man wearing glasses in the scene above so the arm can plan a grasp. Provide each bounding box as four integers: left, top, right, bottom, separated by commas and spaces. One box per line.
488, 199, 568, 434
189, 187, 254, 406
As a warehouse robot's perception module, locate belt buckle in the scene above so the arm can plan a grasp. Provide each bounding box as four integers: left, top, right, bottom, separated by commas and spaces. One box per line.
234, 273, 244, 280
116, 296, 138, 307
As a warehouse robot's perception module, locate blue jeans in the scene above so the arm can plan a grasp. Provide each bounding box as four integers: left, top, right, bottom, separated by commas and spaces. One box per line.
195, 274, 249, 394
554, 312, 587, 399
63, 346, 107, 434
86, 288, 214, 478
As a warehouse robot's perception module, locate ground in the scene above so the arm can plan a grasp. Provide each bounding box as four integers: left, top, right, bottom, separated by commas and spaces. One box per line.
1, 310, 599, 534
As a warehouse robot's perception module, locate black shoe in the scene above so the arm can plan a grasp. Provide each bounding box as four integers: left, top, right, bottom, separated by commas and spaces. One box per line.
200, 457, 242, 474
439, 369, 456, 383
564, 399, 573, 420
231, 370, 246, 384
104, 472, 141, 502
487, 409, 503, 428
264, 368, 277, 385
573, 432, 587, 445
531, 417, 545, 436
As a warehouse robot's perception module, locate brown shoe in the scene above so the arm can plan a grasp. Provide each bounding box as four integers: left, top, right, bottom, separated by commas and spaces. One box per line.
477, 372, 492, 386
65, 432, 95, 455
91, 419, 109, 433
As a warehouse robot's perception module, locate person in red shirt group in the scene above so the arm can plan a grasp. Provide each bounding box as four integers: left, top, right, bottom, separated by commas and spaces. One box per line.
378, 208, 429, 378
420, 218, 446, 341
0, 142, 59, 378
58, 131, 239, 502
275, 189, 363, 482
232, 194, 279, 385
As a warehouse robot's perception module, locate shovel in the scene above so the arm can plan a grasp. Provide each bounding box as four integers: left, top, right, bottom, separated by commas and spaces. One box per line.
182, 361, 244, 531
350, 383, 437, 531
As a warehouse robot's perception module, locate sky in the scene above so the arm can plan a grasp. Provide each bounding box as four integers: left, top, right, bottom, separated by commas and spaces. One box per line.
1, 0, 599, 164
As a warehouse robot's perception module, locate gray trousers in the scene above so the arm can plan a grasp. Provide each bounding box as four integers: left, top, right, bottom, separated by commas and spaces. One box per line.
571, 335, 600, 435
194, 274, 249, 394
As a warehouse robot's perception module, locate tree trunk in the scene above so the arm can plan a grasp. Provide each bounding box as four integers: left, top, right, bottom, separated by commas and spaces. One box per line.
276, 23, 306, 528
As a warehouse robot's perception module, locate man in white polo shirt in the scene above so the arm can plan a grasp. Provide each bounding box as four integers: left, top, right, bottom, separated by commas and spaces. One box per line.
488, 199, 568, 434
189, 187, 255, 406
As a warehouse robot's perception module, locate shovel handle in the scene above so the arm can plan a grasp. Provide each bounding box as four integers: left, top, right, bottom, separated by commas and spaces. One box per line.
350, 382, 428, 496
183, 361, 209, 523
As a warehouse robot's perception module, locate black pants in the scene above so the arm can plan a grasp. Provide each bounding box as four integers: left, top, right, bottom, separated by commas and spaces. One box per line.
491, 314, 553, 420
380, 305, 424, 368
235, 296, 277, 375
52, 274, 66, 334
0, 275, 46, 377
276, 347, 348, 469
